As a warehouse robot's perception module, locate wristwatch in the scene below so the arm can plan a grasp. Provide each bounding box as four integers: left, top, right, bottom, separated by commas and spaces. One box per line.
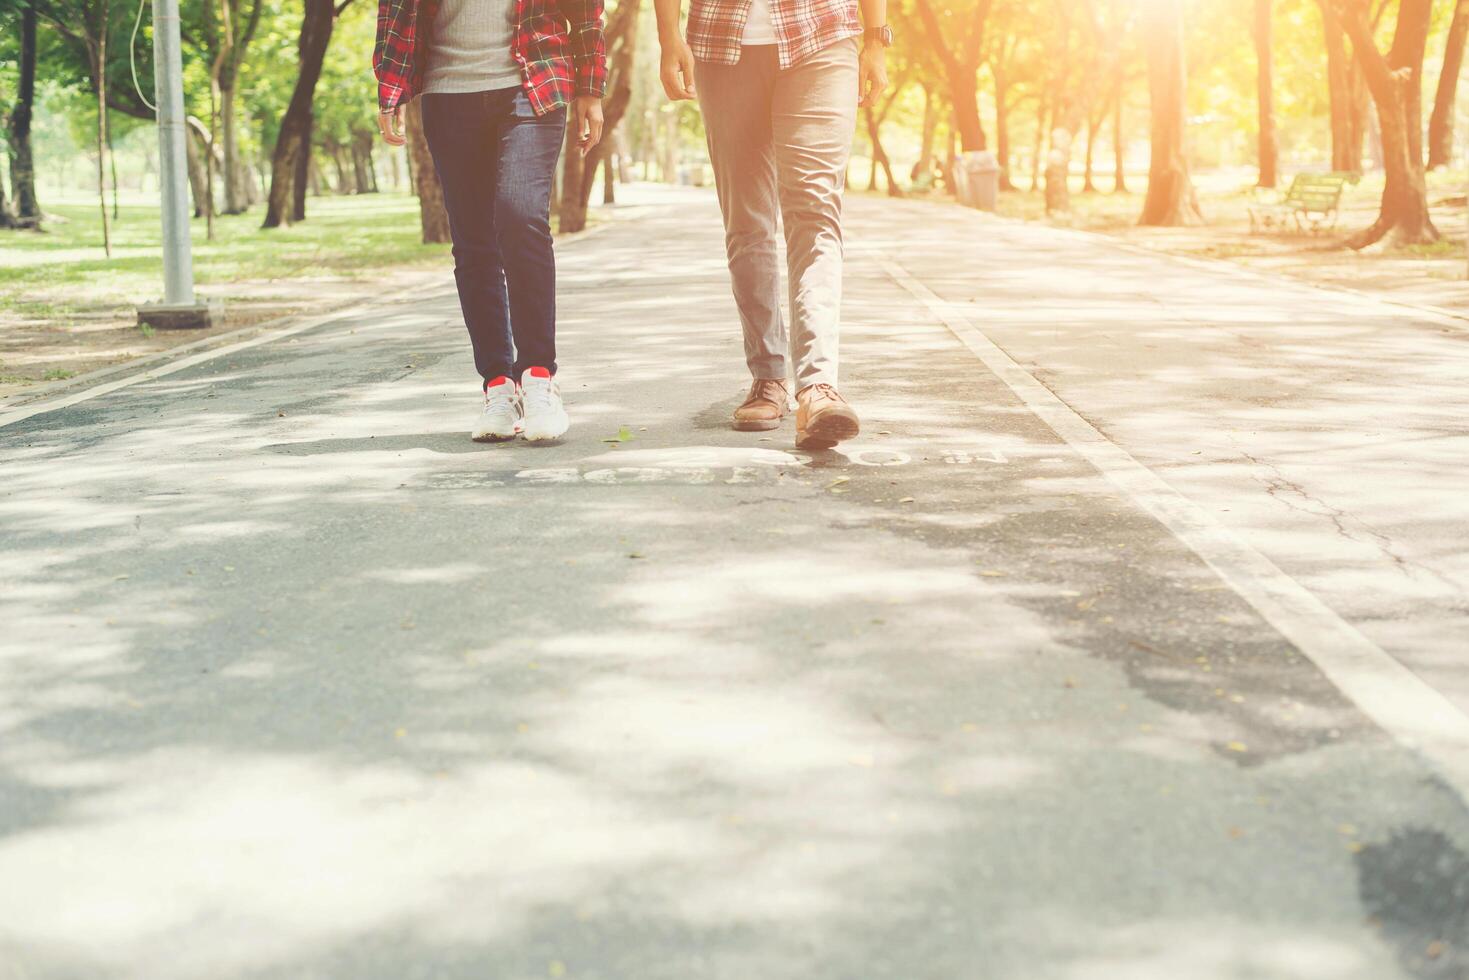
865, 25, 893, 47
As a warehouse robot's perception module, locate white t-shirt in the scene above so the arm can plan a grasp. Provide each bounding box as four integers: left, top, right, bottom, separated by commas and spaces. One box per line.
743, 0, 777, 45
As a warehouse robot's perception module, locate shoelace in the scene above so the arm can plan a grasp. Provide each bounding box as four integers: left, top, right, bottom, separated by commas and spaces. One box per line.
805, 383, 840, 402
750, 380, 786, 405
522, 378, 559, 412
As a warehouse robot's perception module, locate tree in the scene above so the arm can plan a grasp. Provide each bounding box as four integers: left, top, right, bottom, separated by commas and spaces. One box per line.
913, 0, 991, 151
1319, 0, 1376, 173
1112, 58, 1127, 192
1428, 0, 1468, 169
1043, 0, 1127, 216
5, 5, 42, 227
559, 0, 641, 234
1331, 0, 1438, 247
1253, 0, 1278, 188
28, 0, 115, 253
1138, 0, 1201, 226
261, 0, 344, 228
404, 100, 449, 243
187, 0, 266, 213
863, 67, 910, 197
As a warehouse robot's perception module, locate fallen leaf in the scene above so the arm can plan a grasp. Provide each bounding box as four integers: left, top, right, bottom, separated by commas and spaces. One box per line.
978, 569, 1006, 577
826, 476, 850, 490
548, 960, 567, 978
1226, 740, 1248, 753
627, 552, 645, 559
394, 728, 407, 739
1426, 941, 1444, 960
898, 496, 915, 504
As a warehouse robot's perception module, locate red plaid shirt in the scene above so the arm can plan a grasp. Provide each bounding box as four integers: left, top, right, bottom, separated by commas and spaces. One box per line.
687, 0, 860, 69
374, 0, 607, 114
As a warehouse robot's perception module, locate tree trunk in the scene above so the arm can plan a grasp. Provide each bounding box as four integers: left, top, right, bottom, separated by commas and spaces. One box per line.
993, 71, 1014, 190
405, 99, 451, 243
864, 104, 904, 197
263, 0, 334, 228
221, 80, 247, 212
1082, 109, 1100, 193
1139, 0, 1202, 226
1113, 66, 1128, 192
185, 122, 209, 217
6, 5, 41, 227
603, 153, 615, 204
1335, 0, 1438, 247
1030, 98, 1047, 191
91, 16, 113, 257
328, 142, 351, 193
298, 145, 316, 215
354, 131, 378, 192
560, 0, 643, 233
347, 140, 365, 192
912, 0, 989, 152
1254, 0, 1279, 188
1428, 0, 1468, 169
951, 84, 986, 152
1322, 2, 1366, 173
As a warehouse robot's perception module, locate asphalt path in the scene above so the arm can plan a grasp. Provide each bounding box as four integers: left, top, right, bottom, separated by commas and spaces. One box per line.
1, 184, 1466, 980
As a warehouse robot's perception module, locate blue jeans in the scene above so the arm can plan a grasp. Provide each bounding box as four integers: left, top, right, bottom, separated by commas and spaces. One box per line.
420, 88, 566, 383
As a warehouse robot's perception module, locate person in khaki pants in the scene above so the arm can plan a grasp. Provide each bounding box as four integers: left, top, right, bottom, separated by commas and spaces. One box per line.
655, 0, 890, 449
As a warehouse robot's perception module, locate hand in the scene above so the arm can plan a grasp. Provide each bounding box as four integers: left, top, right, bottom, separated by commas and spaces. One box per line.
377, 104, 406, 146
573, 96, 604, 157
858, 42, 888, 108
660, 39, 698, 101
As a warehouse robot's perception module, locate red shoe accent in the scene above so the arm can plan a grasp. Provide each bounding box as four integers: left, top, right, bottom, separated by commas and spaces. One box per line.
527, 366, 552, 379
485, 376, 511, 389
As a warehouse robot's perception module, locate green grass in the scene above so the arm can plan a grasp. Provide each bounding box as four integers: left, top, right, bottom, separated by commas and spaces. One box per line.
0, 193, 449, 315
41, 368, 76, 381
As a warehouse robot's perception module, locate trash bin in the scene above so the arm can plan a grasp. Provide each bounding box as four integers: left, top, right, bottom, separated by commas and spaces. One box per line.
957, 151, 1000, 212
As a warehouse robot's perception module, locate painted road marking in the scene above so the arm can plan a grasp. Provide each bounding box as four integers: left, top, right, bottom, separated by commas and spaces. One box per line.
879, 254, 1469, 807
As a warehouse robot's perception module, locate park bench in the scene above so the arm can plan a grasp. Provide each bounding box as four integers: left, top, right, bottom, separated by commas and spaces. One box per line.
1248, 172, 1354, 235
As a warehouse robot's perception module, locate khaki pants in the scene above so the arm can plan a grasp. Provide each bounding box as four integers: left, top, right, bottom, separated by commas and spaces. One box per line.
695, 39, 858, 390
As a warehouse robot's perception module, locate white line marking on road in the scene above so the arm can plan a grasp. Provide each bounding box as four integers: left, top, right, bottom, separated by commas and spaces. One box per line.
879, 254, 1469, 805
0, 285, 439, 432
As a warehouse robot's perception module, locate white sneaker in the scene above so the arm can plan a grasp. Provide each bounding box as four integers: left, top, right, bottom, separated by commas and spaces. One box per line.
519, 366, 569, 441
472, 375, 522, 442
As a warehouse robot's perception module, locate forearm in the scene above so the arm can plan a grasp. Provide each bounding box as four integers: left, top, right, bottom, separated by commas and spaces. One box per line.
858, 0, 885, 31
655, 0, 683, 45
561, 0, 607, 96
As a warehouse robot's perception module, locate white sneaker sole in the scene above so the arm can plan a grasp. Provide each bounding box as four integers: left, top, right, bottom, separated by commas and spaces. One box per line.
471, 419, 523, 442
521, 411, 569, 442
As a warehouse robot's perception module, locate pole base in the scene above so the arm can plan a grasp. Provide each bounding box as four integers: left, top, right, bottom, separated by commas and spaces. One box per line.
137, 301, 216, 331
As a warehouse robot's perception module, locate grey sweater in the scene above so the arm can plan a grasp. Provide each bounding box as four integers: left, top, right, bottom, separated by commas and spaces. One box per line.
422, 0, 522, 95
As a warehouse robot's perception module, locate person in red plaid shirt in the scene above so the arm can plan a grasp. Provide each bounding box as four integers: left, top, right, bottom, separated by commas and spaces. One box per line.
656, 0, 889, 450
374, 0, 607, 442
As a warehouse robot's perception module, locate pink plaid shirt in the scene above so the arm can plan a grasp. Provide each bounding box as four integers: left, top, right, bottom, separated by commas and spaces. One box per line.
687, 0, 861, 69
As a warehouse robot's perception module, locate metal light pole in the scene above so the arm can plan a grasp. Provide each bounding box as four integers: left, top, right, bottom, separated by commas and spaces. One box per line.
138, 0, 212, 330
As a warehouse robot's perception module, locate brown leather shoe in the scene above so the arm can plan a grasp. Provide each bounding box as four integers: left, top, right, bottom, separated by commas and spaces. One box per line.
795, 383, 860, 450
732, 379, 790, 431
